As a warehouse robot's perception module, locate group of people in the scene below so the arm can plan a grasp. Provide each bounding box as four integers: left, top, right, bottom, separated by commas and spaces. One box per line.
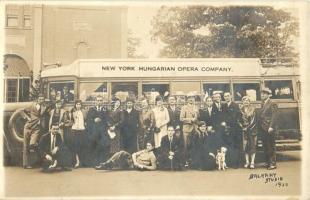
22, 87, 278, 172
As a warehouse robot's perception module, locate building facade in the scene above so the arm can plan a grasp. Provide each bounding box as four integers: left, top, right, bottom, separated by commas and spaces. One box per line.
4, 5, 128, 74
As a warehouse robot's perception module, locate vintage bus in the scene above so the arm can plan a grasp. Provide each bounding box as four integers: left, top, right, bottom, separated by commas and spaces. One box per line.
3, 58, 301, 165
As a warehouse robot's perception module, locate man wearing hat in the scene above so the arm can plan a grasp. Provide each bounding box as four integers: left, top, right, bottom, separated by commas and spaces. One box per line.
258, 88, 278, 170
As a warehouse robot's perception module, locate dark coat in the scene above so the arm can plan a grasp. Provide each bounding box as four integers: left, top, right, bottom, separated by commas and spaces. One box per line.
212, 102, 227, 130
38, 133, 72, 168
159, 135, 182, 170
224, 102, 242, 128
189, 130, 223, 170
258, 99, 278, 132
86, 106, 110, 147
198, 107, 215, 127
167, 106, 181, 128
120, 108, 140, 153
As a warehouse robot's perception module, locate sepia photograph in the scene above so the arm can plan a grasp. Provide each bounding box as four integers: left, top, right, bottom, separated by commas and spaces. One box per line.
1, 1, 309, 199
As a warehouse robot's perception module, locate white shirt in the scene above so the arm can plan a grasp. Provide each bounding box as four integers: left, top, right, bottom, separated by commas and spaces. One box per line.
50, 134, 56, 152
207, 107, 212, 116
72, 110, 85, 130
127, 108, 133, 113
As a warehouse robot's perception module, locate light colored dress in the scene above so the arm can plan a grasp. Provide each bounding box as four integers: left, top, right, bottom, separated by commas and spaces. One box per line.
152, 106, 170, 148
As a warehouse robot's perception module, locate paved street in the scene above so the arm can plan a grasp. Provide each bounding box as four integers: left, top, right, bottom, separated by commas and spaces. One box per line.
4, 151, 301, 198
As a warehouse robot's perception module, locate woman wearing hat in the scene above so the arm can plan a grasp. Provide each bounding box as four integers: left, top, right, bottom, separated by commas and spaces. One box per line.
240, 96, 257, 169
107, 98, 123, 155
152, 96, 170, 148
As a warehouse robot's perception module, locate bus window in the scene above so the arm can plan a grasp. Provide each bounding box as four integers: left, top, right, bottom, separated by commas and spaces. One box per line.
233, 83, 260, 101
49, 81, 75, 103
264, 80, 294, 100
203, 83, 230, 100
142, 84, 169, 104
6, 79, 18, 102
79, 82, 108, 101
18, 78, 30, 102
112, 82, 138, 102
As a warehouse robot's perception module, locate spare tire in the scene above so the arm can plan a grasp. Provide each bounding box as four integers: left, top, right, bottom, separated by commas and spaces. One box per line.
8, 108, 28, 143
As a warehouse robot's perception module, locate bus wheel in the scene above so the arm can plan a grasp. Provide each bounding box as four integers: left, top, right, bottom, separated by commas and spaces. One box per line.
8, 108, 27, 143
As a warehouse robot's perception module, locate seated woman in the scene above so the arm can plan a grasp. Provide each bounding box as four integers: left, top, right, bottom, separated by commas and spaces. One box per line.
95, 141, 157, 171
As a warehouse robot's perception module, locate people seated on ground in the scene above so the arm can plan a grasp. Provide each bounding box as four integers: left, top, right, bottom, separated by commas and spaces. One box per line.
95, 141, 157, 171
158, 125, 183, 170
39, 125, 72, 172
189, 122, 225, 171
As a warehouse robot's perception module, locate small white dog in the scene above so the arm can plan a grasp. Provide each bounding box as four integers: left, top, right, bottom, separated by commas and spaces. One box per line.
216, 147, 228, 170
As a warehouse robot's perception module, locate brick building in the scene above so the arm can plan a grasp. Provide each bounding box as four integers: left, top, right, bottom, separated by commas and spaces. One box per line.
4, 4, 127, 102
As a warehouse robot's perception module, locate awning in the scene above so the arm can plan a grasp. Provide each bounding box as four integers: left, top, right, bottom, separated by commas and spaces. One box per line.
3, 54, 31, 77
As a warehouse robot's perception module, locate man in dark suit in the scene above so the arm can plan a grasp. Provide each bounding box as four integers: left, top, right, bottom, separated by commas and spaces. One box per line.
189, 121, 222, 170
121, 98, 140, 154
258, 88, 278, 170
23, 94, 50, 169
158, 125, 183, 170
198, 97, 215, 127
86, 95, 110, 166
223, 92, 243, 168
212, 93, 227, 131
167, 96, 181, 129
39, 125, 72, 171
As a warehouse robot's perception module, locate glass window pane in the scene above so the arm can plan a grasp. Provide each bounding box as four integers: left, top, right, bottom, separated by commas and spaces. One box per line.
7, 15, 18, 27
203, 83, 230, 101
79, 82, 108, 101
112, 82, 138, 102
233, 83, 260, 101
19, 79, 30, 102
264, 80, 294, 100
6, 79, 18, 102
142, 84, 169, 104
49, 82, 75, 103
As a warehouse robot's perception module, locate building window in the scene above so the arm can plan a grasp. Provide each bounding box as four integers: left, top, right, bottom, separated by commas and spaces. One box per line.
264, 80, 294, 100
19, 79, 30, 102
79, 82, 108, 102
6, 15, 18, 27
24, 15, 31, 27
112, 82, 138, 102
233, 83, 261, 101
203, 83, 230, 101
142, 84, 169, 104
6, 79, 18, 102
49, 81, 75, 103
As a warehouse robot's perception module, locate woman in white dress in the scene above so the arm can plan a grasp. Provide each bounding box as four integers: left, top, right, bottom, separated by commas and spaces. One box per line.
152, 96, 170, 148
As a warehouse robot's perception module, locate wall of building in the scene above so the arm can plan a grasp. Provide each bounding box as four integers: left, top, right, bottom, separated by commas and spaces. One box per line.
4, 5, 128, 76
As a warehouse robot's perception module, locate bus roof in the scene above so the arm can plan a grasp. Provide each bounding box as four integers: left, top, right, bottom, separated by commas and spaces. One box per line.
41, 58, 298, 78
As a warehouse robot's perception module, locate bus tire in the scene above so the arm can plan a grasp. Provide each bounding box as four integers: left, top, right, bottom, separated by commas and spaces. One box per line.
8, 108, 27, 143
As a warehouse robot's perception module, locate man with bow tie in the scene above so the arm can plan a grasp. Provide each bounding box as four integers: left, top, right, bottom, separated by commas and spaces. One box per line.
86, 95, 110, 166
